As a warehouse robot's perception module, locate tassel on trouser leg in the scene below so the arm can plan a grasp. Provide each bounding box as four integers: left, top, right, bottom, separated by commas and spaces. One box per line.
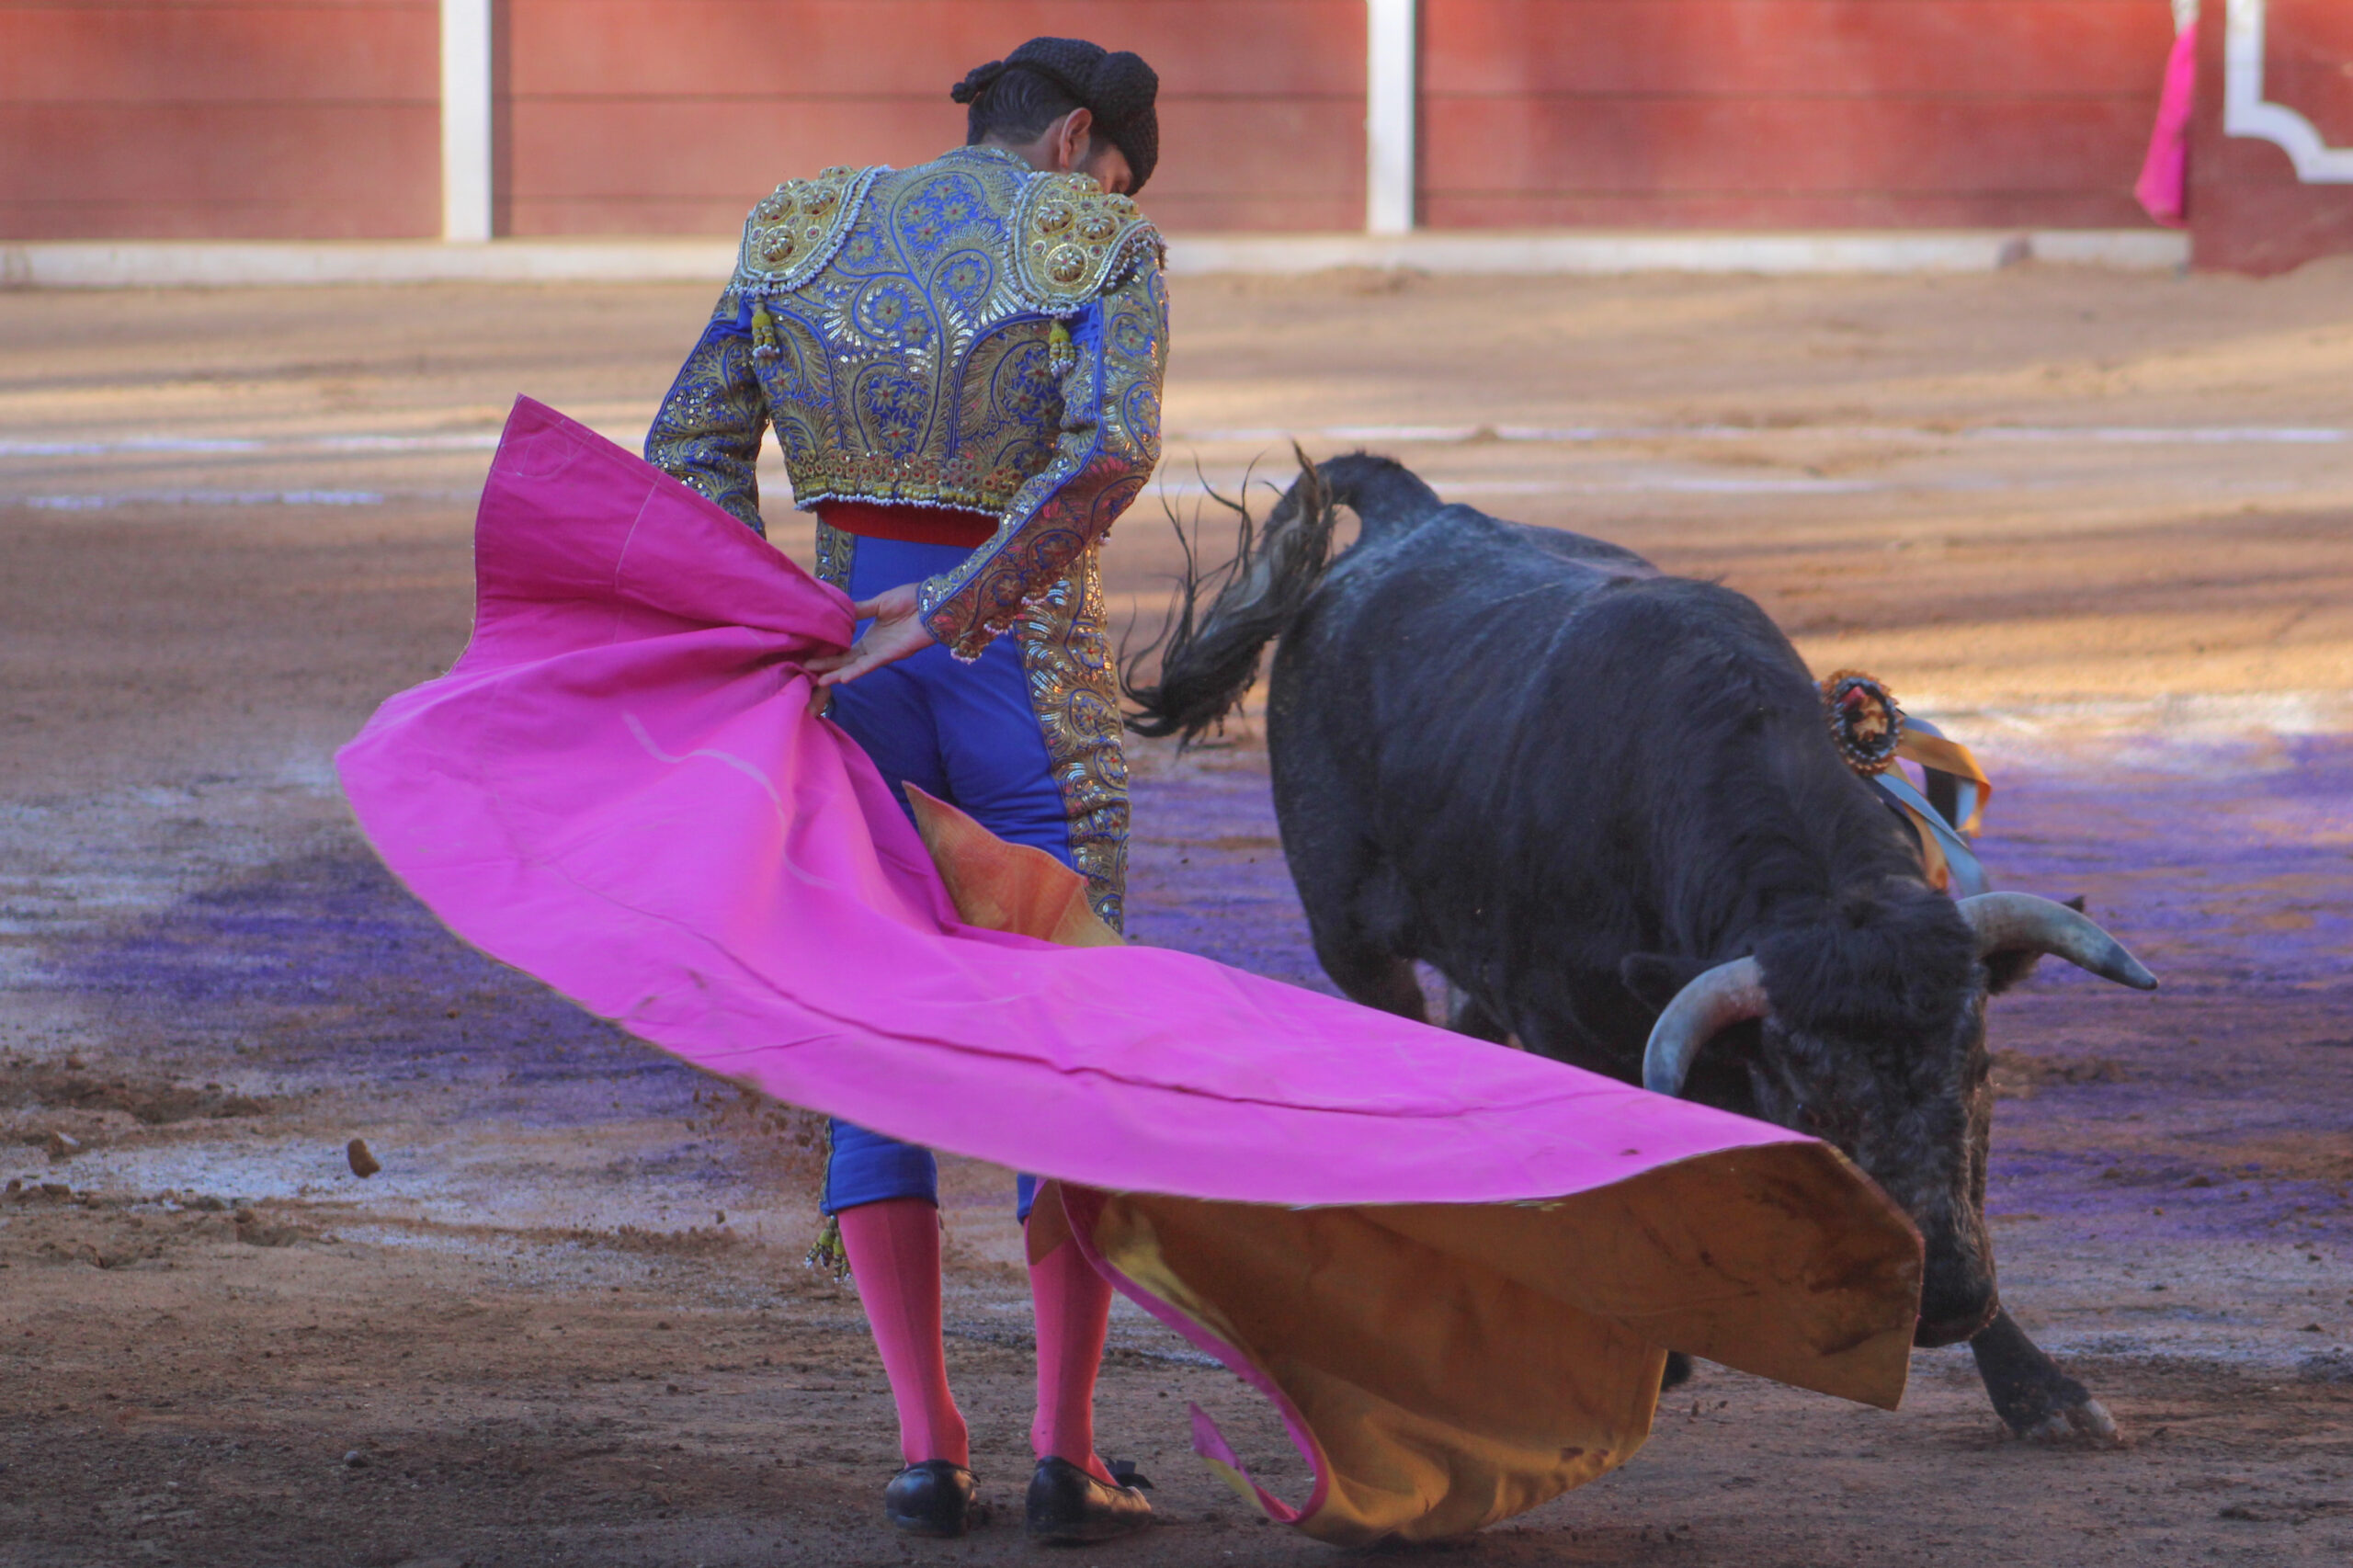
836, 1197, 969, 1469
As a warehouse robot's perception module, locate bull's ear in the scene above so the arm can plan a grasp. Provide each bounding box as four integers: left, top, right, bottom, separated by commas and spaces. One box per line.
1620, 952, 1718, 1013
1983, 949, 2043, 994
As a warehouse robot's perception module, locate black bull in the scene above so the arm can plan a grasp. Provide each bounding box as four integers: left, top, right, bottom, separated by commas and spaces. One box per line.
1127, 454, 2158, 1442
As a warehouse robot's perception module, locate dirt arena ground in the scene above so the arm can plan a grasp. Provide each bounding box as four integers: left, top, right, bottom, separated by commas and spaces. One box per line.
2, 261, 2350, 1566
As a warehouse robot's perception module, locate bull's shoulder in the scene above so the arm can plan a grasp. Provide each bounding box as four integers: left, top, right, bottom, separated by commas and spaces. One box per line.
1324, 510, 1656, 640
1508, 518, 1656, 574
1401, 507, 1658, 585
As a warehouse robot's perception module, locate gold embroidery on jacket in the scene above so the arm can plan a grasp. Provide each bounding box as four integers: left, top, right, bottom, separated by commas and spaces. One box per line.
917, 256, 1167, 659
812, 519, 857, 592
652, 147, 1164, 592
1014, 544, 1129, 931
740, 166, 874, 294
643, 146, 1162, 893
1012, 175, 1162, 306
642, 290, 767, 533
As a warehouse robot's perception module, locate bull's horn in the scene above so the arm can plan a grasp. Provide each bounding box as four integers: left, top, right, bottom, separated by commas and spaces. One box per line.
1958, 892, 2158, 991
1643, 957, 1768, 1096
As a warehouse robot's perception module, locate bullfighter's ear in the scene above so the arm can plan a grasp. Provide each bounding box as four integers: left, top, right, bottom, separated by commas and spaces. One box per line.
1619, 952, 1718, 1013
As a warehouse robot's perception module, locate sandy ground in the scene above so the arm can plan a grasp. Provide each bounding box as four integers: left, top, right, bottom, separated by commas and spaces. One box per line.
2, 263, 2350, 1566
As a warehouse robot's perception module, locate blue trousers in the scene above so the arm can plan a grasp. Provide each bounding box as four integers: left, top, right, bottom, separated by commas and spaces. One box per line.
820, 536, 1063, 1222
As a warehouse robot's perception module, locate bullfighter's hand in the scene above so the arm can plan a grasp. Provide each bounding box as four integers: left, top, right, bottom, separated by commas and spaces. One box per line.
807, 582, 935, 691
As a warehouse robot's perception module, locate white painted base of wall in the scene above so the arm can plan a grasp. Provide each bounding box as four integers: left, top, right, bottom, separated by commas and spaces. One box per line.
0, 239, 740, 289
2, 230, 2188, 290
1168, 229, 2189, 275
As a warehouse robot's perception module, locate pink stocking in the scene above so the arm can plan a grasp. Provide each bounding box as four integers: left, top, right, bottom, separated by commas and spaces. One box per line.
1029, 1231, 1117, 1484
836, 1198, 969, 1469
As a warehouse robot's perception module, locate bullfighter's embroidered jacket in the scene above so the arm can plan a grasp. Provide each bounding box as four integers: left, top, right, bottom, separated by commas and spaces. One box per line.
643, 143, 1168, 926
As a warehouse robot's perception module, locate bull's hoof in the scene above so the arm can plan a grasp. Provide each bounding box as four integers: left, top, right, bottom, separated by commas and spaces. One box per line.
2007, 1396, 2122, 1449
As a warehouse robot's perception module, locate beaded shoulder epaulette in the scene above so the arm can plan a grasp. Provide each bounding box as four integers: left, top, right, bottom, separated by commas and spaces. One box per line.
735, 165, 881, 292
1009, 174, 1163, 311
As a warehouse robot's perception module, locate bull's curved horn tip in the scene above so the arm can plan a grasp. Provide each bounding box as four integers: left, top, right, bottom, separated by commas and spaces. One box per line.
1958, 891, 2159, 993
1642, 956, 1768, 1097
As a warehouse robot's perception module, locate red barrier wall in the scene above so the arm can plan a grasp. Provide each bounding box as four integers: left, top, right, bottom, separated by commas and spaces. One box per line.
0, 1, 440, 239
0, 1, 2250, 244
1421, 0, 2177, 230
497, 1, 1367, 235
2189, 0, 2353, 273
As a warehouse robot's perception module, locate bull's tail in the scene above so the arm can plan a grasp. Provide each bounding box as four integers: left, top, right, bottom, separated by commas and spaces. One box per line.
1315, 449, 1444, 540
1123, 450, 1442, 743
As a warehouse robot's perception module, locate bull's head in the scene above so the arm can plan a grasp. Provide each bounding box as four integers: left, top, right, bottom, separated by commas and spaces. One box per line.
1632, 892, 2155, 1347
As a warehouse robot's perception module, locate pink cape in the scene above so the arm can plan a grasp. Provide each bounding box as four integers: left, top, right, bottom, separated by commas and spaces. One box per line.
337, 399, 1923, 1543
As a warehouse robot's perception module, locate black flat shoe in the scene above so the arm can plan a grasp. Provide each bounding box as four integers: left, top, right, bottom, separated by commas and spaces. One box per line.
883, 1459, 985, 1538
1025, 1456, 1154, 1544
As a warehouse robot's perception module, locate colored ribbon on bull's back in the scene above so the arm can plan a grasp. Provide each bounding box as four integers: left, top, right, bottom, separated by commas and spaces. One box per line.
336, 398, 1926, 1544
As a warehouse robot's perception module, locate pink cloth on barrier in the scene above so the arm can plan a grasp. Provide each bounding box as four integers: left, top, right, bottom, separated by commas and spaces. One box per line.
336, 397, 1814, 1208
2136, 21, 2199, 228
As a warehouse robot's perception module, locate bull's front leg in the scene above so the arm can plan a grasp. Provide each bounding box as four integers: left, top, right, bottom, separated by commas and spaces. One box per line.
1967, 1306, 2120, 1445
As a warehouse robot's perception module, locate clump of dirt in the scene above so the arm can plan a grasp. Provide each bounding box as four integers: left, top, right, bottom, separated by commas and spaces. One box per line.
2300, 1348, 2353, 1383
0, 1057, 287, 1166
2096, 1161, 2203, 1187
1, 1054, 276, 1126
1207, 834, 1282, 853
687, 1083, 829, 1191
1989, 1049, 2128, 1099
0, 1187, 324, 1268
555, 1222, 746, 1258
2208, 1133, 2353, 1185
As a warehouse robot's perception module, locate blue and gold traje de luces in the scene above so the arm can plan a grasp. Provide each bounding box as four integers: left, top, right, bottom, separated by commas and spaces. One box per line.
644, 143, 1168, 927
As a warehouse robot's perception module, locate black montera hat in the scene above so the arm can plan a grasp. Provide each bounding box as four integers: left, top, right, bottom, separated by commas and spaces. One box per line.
951, 37, 1160, 194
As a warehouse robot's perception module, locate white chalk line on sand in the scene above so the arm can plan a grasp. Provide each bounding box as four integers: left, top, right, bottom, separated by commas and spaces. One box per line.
2, 423, 2346, 462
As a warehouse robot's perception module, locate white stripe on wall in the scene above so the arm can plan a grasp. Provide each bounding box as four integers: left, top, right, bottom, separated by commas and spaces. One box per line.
440, 0, 495, 241
1366, 0, 1418, 234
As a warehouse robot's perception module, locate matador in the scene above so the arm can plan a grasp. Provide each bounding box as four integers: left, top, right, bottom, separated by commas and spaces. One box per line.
642, 36, 1167, 1545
